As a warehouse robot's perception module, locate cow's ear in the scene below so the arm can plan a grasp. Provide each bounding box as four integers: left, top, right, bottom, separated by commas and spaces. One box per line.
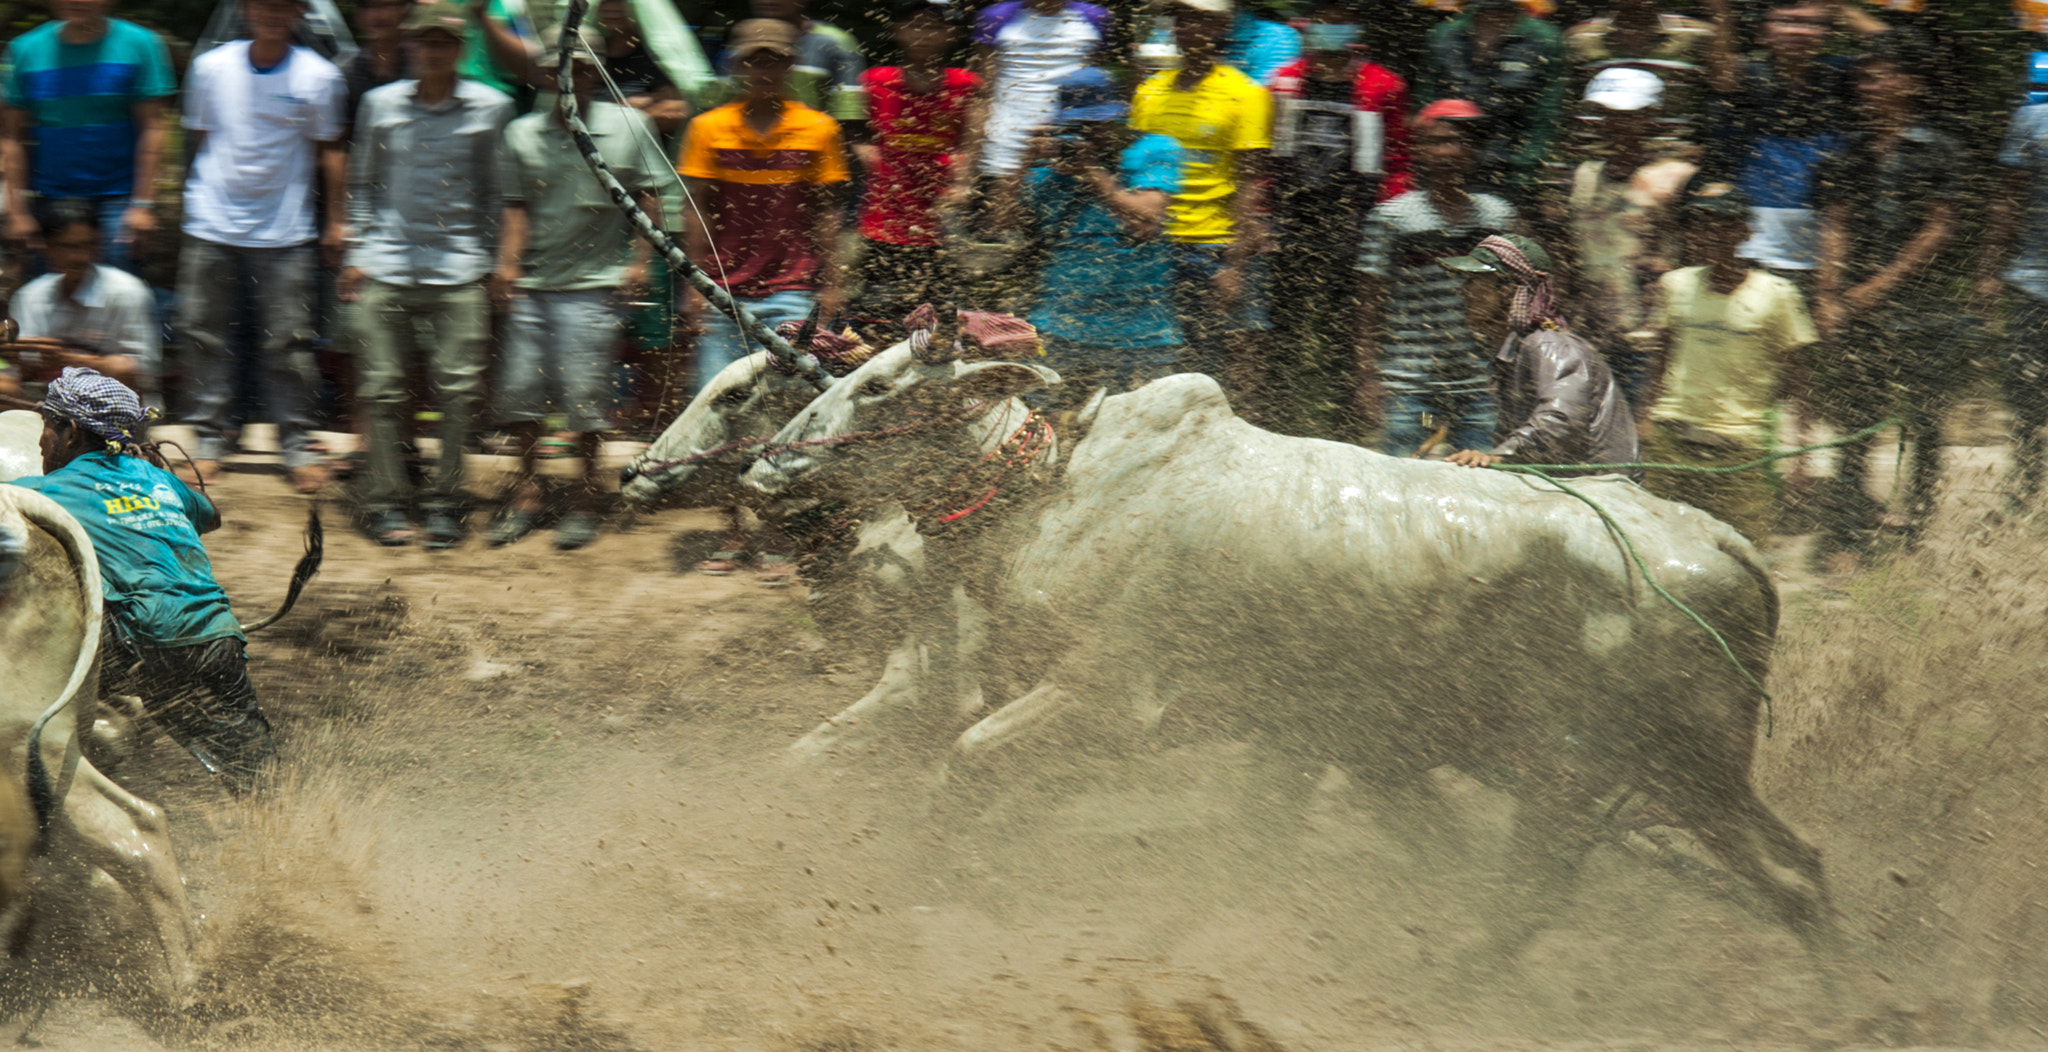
950, 360, 1060, 400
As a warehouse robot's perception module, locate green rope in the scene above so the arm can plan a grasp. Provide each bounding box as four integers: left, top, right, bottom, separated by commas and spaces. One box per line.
1481, 417, 1905, 738
1493, 465, 1777, 735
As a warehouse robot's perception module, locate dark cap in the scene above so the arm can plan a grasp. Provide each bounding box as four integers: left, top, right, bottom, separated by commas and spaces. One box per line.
401, 2, 470, 38
728, 18, 800, 61
1055, 66, 1127, 123
1682, 177, 1750, 216
1438, 232, 1552, 277
1858, 27, 1936, 81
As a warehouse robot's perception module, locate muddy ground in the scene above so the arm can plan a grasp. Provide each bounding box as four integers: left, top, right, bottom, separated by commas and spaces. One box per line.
8, 438, 2048, 1052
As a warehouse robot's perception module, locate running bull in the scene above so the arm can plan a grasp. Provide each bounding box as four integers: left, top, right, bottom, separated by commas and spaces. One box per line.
0, 485, 197, 994
741, 331, 1833, 959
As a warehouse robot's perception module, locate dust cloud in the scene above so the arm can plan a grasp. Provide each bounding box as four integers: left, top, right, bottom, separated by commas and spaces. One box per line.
7, 461, 2048, 1052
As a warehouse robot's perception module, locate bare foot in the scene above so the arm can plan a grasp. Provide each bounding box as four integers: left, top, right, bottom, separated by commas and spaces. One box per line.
288, 463, 331, 494
175, 459, 220, 490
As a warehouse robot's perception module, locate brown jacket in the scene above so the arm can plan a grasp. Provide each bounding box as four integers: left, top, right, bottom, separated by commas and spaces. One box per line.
1489, 328, 1641, 481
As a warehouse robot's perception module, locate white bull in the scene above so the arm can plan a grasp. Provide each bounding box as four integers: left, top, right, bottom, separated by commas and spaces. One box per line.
0, 486, 197, 996
617, 353, 987, 755
742, 342, 1832, 957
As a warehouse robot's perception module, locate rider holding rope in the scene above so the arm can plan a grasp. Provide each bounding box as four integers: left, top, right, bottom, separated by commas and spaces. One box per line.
6, 367, 273, 792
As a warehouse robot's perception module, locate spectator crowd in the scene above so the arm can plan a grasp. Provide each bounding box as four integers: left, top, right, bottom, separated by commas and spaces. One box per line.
2, 0, 2044, 575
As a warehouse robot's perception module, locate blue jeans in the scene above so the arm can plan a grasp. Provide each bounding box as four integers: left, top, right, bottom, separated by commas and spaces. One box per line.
1378, 388, 1498, 457
1172, 243, 1271, 380
694, 290, 816, 396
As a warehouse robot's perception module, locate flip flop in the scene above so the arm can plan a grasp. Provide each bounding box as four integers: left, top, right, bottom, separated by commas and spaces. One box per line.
755, 553, 796, 586
555, 511, 600, 551
695, 550, 748, 576
489, 508, 540, 547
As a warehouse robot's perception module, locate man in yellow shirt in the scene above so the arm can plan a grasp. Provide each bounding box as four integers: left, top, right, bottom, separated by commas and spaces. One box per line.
1642, 180, 1816, 541
1131, 0, 1273, 407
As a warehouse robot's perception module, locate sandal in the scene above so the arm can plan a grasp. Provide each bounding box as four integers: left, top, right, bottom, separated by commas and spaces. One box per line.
555, 510, 600, 551
755, 553, 796, 586
372, 509, 413, 547
489, 508, 541, 547
423, 508, 464, 551
695, 550, 748, 576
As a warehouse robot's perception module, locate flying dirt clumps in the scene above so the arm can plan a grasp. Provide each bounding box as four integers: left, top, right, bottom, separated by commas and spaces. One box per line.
1059, 994, 1288, 1052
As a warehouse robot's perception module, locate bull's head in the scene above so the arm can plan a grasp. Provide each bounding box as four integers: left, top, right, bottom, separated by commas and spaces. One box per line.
619, 351, 826, 508
741, 315, 1059, 506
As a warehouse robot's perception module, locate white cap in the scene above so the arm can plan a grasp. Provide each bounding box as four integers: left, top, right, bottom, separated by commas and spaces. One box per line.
1174, 0, 1234, 14
1583, 67, 1665, 111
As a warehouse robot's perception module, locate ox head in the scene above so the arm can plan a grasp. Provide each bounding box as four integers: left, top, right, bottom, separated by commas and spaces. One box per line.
742, 310, 1060, 505
619, 351, 821, 507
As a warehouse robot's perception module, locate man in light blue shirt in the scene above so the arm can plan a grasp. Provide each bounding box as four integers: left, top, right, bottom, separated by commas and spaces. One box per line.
1002, 67, 1182, 410
340, 1, 514, 549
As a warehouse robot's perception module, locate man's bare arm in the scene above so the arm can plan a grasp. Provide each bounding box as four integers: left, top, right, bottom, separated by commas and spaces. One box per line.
1845, 198, 1953, 308
1976, 168, 2028, 312
124, 97, 167, 239
2, 108, 35, 244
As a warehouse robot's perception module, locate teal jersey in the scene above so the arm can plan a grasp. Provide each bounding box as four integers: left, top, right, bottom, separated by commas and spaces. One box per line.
8, 452, 241, 647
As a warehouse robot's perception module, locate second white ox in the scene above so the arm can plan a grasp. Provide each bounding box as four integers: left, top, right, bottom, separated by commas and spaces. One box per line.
742, 340, 1831, 956
619, 353, 987, 754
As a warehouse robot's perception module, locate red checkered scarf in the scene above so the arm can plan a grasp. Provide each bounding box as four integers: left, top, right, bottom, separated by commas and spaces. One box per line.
904, 304, 1042, 361
1477, 235, 1566, 332
769, 320, 875, 377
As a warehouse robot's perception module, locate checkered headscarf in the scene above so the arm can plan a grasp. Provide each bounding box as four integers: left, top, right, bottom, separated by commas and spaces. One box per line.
1476, 235, 1566, 332
42, 367, 148, 448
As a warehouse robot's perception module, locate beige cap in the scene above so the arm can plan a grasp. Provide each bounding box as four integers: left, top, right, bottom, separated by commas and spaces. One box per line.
728, 18, 800, 61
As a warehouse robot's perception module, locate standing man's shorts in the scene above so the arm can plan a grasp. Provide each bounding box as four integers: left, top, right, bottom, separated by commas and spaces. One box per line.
1378, 387, 1499, 458
497, 289, 620, 433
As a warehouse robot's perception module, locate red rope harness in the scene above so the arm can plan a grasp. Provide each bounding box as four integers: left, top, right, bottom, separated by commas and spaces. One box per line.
908, 406, 1056, 531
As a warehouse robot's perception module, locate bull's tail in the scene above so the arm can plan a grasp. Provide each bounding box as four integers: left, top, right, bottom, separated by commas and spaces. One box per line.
12, 490, 104, 836
238, 507, 322, 634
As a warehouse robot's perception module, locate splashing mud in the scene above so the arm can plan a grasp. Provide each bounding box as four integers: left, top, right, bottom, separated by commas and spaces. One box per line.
7, 468, 2048, 1050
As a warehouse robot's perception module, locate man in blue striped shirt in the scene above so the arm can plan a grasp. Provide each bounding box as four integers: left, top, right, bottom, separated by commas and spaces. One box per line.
0, 0, 175, 272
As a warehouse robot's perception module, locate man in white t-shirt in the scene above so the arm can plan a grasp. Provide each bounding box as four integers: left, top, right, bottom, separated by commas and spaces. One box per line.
971, 0, 1111, 176
176, 0, 348, 493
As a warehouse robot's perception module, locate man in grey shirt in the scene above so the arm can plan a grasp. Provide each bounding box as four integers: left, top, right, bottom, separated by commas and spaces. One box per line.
1440, 233, 1640, 480
339, 1, 514, 548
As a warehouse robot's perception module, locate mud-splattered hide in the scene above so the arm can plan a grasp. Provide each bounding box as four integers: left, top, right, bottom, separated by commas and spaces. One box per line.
746, 363, 1837, 960
616, 343, 993, 757
0, 487, 197, 997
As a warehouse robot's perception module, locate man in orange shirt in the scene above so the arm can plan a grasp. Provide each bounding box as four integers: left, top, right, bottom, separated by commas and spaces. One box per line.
677, 18, 849, 580
679, 17, 850, 394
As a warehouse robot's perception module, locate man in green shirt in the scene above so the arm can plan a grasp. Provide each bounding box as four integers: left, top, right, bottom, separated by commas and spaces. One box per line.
1418, 0, 1566, 204
490, 24, 666, 551
7, 368, 273, 791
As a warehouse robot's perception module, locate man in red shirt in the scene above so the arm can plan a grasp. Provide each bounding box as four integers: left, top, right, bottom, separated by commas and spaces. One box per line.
856, 0, 980, 318
1267, 0, 1410, 440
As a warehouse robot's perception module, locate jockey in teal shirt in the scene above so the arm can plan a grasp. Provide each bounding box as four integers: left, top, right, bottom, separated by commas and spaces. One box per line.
6, 367, 272, 791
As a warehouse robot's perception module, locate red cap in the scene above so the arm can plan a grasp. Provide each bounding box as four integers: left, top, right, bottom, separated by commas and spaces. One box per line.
1413, 98, 1486, 131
